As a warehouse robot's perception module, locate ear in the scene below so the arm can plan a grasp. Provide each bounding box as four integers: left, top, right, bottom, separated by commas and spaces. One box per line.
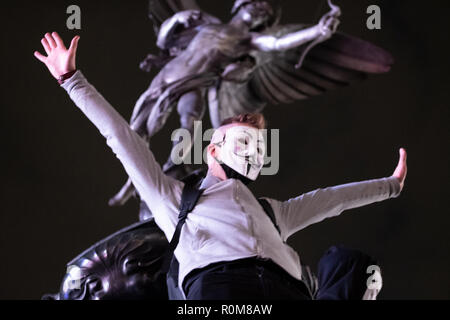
207, 143, 216, 158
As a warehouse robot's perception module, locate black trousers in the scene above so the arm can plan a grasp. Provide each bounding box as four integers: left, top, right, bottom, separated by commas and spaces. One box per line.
315, 245, 378, 300
183, 246, 377, 300
183, 258, 312, 300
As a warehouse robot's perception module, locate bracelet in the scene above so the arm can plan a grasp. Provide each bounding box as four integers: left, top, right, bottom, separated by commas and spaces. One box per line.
57, 70, 77, 85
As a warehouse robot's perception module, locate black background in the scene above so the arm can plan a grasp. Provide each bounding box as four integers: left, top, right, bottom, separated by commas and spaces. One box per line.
1, 0, 449, 299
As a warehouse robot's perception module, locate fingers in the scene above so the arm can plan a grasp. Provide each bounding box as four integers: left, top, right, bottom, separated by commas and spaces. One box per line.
45, 32, 57, 48
400, 148, 407, 187
41, 38, 51, 55
52, 31, 65, 48
397, 147, 407, 169
399, 147, 407, 162
68, 35, 80, 53
33, 51, 47, 63
398, 148, 406, 165
393, 147, 407, 190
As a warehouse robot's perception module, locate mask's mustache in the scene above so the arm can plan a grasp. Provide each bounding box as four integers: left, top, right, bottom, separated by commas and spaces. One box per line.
234, 151, 261, 165
244, 154, 263, 168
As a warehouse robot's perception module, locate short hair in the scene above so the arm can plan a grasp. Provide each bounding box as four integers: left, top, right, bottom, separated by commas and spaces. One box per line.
220, 113, 266, 130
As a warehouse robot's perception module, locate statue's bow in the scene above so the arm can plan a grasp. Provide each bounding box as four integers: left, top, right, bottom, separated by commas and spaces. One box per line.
295, 0, 341, 69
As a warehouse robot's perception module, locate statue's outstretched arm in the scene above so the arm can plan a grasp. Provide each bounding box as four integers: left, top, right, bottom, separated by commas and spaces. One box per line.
157, 10, 201, 49
252, 25, 323, 52
156, 10, 220, 50
251, 1, 340, 53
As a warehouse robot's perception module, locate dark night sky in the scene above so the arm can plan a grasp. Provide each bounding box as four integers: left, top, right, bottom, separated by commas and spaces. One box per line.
1, 0, 449, 299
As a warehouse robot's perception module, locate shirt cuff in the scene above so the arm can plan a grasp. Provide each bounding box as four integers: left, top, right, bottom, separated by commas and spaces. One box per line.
386, 176, 401, 198
60, 69, 85, 93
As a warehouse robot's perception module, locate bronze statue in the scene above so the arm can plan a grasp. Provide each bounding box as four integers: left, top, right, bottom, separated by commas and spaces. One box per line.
42, 220, 169, 300
108, 0, 394, 208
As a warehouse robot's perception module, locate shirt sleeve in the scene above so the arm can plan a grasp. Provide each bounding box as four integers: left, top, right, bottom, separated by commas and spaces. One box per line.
266, 176, 401, 241
60, 70, 183, 231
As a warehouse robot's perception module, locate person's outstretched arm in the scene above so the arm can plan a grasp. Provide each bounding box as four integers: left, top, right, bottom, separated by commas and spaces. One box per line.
266, 149, 407, 241
34, 32, 182, 233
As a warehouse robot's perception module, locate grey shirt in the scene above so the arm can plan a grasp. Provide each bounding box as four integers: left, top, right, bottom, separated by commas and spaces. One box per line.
61, 70, 401, 295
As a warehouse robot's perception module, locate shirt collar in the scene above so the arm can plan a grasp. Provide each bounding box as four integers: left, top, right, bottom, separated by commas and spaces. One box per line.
200, 174, 223, 189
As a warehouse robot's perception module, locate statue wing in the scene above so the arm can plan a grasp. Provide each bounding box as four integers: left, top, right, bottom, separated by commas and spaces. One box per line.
141, 0, 221, 72
148, 0, 221, 37
148, 0, 202, 35
208, 24, 394, 126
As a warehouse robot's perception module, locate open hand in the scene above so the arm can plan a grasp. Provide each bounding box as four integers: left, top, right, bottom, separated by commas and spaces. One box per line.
34, 32, 80, 79
392, 148, 407, 191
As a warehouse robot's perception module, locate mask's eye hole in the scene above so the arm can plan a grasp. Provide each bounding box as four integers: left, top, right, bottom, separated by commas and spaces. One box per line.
256, 140, 265, 154
237, 137, 249, 146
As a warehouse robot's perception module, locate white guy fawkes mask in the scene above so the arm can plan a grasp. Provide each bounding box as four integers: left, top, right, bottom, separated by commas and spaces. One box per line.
213, 125, 265, 181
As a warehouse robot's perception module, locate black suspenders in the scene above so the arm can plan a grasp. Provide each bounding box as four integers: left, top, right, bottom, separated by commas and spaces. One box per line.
257, 198, 282, 236
162, 176, 204, 275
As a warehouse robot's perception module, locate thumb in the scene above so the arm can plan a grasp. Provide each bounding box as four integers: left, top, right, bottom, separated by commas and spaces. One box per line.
68, 35, 80, 53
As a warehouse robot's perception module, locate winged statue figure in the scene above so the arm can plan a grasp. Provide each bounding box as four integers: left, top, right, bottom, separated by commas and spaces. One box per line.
108, 0, 394, 208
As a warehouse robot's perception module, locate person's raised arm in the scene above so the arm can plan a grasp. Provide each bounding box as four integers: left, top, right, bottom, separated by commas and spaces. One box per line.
34, 32, 182, 230
267, 149, 407, 241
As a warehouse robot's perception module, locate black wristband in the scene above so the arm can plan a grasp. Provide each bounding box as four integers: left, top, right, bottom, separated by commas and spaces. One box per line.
57, 70, 77, 85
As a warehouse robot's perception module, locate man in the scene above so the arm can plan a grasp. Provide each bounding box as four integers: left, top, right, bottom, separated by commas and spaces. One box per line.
34, 32, 407, 300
